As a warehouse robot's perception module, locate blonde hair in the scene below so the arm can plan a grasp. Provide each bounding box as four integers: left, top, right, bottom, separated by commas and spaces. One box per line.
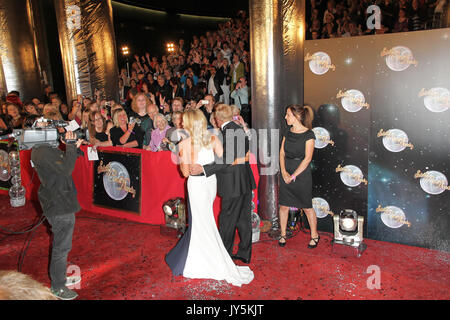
182, 109, 213, 149
112, 108, 128, 127
131, 92, 151, 114
43, 104, 62, 120
230, 105, 240, 116
0, 270, 57, 300
214, 104, 233, 123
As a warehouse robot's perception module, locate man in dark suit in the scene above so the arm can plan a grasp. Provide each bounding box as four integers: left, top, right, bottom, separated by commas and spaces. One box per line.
190, 104, 256, 263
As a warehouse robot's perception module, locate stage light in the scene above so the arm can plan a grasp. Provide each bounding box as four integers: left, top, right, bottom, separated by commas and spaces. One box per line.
332, 209, 366, 257
121, 46, 129, 56
121, 45, 130, 77
166, 42, 175, 53
162, 197, 186, 231
339, 210, 357, 232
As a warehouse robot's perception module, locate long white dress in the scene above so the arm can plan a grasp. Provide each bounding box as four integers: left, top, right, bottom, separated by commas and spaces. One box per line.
166, 147, 254, 287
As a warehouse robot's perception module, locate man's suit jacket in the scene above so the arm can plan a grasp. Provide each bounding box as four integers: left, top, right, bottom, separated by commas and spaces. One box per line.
203, 121, 256, 199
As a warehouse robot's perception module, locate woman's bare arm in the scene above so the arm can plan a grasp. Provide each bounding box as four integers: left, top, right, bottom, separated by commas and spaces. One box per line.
179, 140, 191, 178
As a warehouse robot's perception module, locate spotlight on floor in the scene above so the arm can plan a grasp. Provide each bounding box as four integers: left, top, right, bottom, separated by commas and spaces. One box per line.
161, 198, 186, 237
332, 209, 366, 257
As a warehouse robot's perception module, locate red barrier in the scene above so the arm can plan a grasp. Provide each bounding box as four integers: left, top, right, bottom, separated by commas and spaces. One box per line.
1, 146, 259, 225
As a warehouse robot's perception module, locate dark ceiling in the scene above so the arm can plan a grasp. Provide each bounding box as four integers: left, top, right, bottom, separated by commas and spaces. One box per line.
112, 0, 249, 18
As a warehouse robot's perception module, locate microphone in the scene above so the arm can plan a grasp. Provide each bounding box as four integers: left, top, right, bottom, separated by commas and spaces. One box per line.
0, 131, 21, 141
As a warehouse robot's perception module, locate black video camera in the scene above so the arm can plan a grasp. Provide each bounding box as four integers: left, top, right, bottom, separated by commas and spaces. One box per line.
0, 118, 88, 150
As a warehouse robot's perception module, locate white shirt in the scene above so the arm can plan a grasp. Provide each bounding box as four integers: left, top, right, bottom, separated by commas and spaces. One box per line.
208, 75, 217, 96
221, 121, 231, 131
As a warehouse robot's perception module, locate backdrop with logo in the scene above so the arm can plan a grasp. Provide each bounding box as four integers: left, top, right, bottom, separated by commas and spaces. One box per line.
304, 28, 450, 251
93, 150, 142, 214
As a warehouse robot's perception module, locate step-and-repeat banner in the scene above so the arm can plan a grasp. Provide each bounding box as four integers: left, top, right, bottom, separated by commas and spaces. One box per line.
304, 28, 449, 251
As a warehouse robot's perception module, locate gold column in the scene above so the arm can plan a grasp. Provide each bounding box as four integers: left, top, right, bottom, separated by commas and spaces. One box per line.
0, 57, 6, 97
54, 0, 119, 103
0, 0, 43, 100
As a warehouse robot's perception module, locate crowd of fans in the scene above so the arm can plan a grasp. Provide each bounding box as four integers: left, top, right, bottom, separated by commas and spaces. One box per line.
306, 0, 448, 39
0, 10, 251, 152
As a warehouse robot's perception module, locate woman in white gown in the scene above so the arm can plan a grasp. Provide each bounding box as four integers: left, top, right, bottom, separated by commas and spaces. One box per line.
165, 109, 254, 287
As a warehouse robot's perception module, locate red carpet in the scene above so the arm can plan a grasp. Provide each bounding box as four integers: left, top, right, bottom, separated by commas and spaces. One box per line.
0, 195, 449, 300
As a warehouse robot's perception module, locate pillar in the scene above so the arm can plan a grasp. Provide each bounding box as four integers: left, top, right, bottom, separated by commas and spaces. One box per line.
0, 0, 44, 100
249, 0, 305, 230
54, 0, 119, 103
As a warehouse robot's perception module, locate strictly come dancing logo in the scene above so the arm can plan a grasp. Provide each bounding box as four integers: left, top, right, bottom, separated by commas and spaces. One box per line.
336, 89, 370, 112
305, 52, 336, 75
97, 160, 136, 200
336, 164, 368, 187
414, 170, 449, 195
312, 197, 334, 219
312, 127, 334, 149
381, 46, 418, 72
377, 129, 414, 152
418, 88, 450, 113
376, 205, 411, 228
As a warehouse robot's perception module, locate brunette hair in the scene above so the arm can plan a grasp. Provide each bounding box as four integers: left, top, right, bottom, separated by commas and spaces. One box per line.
89, 110, 106, 141
287, 104, 314, 129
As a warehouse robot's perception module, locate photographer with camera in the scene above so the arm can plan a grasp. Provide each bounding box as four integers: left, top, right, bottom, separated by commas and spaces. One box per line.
30, 130, 84, 300
230, 76, 250, 127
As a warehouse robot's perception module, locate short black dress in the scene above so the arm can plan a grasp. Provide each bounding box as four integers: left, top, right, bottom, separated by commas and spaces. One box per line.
279, 129, 316, 209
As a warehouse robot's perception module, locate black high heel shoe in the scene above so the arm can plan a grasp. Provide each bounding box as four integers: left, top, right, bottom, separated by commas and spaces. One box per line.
279, 235, 287, 247
308, 235, 320, 249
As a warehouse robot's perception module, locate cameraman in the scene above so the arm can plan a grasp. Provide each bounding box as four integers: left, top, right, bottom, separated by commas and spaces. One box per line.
31, 130, 83, 300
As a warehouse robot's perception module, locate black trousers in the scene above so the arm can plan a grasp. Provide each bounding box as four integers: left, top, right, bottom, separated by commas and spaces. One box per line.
46, 213, 75, 290
218, 192, 253, 260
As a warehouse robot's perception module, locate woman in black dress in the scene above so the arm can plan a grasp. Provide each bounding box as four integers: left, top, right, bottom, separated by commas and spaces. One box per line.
279, 105, 319, 248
